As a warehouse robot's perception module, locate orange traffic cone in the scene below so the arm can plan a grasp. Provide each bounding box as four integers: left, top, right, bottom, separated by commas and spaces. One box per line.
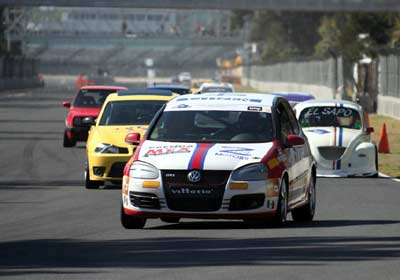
378, 123, 390, 153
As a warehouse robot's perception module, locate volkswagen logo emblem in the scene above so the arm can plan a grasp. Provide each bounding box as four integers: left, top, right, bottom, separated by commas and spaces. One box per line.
187, 170, 201, 183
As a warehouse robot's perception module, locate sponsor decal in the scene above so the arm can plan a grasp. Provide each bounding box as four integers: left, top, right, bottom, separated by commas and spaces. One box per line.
171, 187, 212, 195
215, 146, 256, 161
176, 97, 262, 103
304, 106, 353, 118
144, 144, 193, 157
308, 129, 331, 135
267, 158, 280, 169
276, 147, 288, 162
187, 143, 215, 170
248, 106, 262, 112
177, 104, 190, 108
123, 195, 128, 206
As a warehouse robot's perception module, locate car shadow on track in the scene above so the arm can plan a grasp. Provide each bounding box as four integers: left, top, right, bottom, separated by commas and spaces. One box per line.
147, 219, 400, 230
1, 235, 400, 276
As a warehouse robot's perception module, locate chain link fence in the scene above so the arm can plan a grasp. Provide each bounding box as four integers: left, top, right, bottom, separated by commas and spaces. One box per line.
239, 56, 343, 100
377, 54, 400, 118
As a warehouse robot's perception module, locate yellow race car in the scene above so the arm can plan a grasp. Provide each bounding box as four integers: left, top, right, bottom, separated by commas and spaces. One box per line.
85, 89, 175, 189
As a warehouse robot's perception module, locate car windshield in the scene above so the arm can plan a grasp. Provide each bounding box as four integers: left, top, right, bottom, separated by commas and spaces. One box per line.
148, 110, 274, 143
99, 100, 165, 126
73, 89, 116, 108
299, 106, 362, 130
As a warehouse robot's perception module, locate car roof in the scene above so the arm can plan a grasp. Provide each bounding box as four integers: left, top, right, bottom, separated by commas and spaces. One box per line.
80, 85, 128, 91
294, 99, 363, 112
117, 89, 174, 96
271, 92, 315, 102
165, 92, 276, 111
147, 84, 190, 90
105, 89, 176, 102
199, 82, 233, 88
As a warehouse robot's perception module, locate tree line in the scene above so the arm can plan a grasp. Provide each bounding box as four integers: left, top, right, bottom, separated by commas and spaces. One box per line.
231, 11, 400, 64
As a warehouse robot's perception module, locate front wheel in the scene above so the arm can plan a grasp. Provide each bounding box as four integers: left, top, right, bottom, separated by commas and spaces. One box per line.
121, 205, 146, 229
271, 178, 288, 227
63, 130, 76, 147
85, 163, 101, 189
292, 174, 316, 222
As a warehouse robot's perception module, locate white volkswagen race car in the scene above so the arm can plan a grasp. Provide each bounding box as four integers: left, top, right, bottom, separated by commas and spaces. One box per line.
295, 99, 378, 177
120, 92, 317, 229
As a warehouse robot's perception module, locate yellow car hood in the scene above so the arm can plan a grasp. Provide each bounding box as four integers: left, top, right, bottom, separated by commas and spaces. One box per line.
92, 125, 148, 147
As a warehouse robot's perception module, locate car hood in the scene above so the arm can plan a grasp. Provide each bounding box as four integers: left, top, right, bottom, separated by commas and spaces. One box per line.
92, 125, 148, 147
137, 140, 273, 170
303, 127, 361, 147
69, 107, 101, 117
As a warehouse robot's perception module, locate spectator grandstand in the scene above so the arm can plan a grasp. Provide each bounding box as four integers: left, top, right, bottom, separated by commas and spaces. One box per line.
25, 7, 242, 78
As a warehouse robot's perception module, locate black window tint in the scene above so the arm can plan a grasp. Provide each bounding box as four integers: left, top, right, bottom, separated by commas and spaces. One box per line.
278, 104, 294, 140
74, 89, 115, 108
285, 102, 300, 134
99, 100, 166, 126
149, 110, 274, 143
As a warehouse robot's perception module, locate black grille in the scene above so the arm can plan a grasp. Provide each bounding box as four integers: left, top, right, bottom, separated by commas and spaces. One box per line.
229, 194, 265, 211
161, 170, 230, 212
129, 191, 160, 209
108, 162, 127, 178
318, 146, 346, 160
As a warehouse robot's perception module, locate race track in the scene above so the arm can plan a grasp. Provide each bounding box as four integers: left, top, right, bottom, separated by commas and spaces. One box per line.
0, 82, 399, 280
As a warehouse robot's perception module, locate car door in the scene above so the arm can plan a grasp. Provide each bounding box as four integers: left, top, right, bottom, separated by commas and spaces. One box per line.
277, 101, 306, 205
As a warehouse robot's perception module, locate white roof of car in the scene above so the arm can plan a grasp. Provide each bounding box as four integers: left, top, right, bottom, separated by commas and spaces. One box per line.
165, 92, 276, 112
294, 99, 363, 112
199, 82, 234, 89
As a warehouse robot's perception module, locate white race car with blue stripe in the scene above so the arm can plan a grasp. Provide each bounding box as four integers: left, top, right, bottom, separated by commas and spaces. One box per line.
294, 99, 378, 177
120, 92, 317, 228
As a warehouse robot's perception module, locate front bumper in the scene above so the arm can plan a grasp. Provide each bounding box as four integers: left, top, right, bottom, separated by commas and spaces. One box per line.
65, 126, 90, 141
315, 143, 377, 177
122, 176, 281, 219
88, 153, 132, 181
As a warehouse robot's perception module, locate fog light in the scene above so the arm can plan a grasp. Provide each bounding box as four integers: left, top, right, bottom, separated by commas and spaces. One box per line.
143, 181, 160, 188
93, 166, 105, 176
230, 182, 248, 190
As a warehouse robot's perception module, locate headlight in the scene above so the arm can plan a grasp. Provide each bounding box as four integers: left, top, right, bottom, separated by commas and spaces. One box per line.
95, 143, 119, 154
231, 163, 268, 181
130, 161, 159, 179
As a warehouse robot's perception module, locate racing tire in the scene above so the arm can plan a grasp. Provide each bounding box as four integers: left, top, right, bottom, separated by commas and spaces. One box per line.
63, 131, 76, 147
121, 205, 146, 229
271, 178, 288, 227
85, 164, 101, 189
291, 174, 316, 223
160, 217, 180, 223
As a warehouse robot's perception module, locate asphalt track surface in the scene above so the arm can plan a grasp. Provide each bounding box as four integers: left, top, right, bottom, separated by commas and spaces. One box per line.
0, 82, 400, 280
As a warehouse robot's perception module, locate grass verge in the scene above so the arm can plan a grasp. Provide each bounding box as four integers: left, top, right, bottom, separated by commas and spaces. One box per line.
369, 114, 400, 178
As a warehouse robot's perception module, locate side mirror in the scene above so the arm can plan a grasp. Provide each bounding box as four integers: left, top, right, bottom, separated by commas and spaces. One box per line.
125, 132, 141, 145
63, 101, 71, 108
286, 134, 305, 147
81, 117, 96, 126
365, 127, 374, 134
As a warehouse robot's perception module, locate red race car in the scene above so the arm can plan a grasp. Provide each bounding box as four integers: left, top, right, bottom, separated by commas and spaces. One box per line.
62, 85, 127, 147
